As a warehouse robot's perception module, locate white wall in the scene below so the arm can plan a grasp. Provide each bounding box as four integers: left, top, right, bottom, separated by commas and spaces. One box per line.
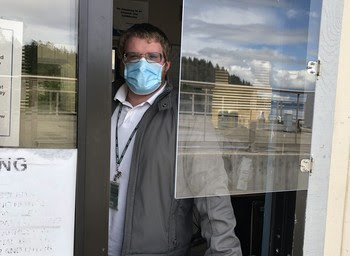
323, 0, 350, 254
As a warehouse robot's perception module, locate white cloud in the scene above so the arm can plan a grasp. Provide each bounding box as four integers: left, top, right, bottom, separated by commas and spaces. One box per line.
0, 0, 77, 46
229, 65, 254, 84
193, 6, 276, 26
183, 18, 308, 50
182, 46, 316, 90
24, 23, 77, 50
228, 65, 317, 90
273, 69, 316, 90
286, 9, 298, 19
193, 47, 299, 69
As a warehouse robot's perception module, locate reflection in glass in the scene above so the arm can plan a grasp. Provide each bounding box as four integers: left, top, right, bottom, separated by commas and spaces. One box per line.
0, 0, 78, 148
176, 0, 322, 197
0, 19, 22, 147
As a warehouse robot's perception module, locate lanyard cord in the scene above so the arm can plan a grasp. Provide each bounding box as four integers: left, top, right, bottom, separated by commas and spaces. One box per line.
114, 105, 139, 180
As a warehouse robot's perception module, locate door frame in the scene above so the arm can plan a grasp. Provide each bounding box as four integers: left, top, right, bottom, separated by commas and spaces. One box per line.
72, 0, 350, 254
75, 0, 113, 255
304, 0, 349, 254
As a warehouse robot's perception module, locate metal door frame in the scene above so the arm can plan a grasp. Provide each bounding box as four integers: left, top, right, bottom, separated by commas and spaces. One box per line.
75, 0, 113, 255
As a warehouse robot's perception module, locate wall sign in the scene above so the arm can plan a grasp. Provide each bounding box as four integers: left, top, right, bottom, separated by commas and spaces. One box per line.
113, 0, 149, 32
0, 19, 23, 147
0, 149, 77, 256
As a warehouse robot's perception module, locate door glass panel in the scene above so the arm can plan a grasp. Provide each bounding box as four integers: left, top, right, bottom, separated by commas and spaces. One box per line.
0, 0, 78, 148
176, 0, 322, 198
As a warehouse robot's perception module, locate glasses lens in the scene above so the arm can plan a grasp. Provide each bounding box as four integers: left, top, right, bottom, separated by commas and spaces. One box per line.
124, 52, 140, 63
124, 52, 163, 63
145, 52, 162, 63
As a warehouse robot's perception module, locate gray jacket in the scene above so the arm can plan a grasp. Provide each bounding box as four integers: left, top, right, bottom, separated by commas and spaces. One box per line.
119, 85, 242, 256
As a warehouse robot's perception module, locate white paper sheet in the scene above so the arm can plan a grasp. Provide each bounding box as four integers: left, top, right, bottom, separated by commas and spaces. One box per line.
0, 149, 77, 256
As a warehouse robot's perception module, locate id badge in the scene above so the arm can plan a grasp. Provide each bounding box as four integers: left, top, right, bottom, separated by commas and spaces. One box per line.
109, 181, 119, 210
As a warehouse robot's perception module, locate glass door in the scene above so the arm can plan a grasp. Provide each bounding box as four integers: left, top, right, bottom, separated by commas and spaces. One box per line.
176, 0, 323, 255
176, 0, 322, 198
0, 0, 79, 255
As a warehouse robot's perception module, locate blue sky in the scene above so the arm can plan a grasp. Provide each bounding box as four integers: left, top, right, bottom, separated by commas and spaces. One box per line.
181, 0, 322, 90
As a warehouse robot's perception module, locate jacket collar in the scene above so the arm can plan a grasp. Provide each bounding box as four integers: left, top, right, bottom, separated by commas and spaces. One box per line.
156, 84, 173, 111
112, 80, 174, 113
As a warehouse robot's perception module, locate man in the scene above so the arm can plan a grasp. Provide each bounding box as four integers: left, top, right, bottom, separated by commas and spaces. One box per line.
109, 23, 242, 256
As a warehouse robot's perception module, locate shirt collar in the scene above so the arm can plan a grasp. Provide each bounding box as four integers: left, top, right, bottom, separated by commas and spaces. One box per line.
114, 83, 167, 107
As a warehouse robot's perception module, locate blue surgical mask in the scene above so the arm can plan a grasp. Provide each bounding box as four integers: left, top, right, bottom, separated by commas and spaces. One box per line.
124, 58, 163, 95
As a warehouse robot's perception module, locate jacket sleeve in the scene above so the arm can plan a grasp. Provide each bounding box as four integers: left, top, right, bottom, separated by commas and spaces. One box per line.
194, 196, 242, 256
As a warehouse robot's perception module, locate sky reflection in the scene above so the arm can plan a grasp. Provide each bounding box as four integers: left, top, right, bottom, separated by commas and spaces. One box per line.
0, 0, 78, 51
181, 0, 322, 90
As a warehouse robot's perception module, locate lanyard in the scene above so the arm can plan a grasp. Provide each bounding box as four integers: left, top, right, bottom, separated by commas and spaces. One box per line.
114, 105, 139, 181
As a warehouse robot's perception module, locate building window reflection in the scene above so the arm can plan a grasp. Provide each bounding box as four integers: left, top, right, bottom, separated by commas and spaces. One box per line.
0, 0, 78, 148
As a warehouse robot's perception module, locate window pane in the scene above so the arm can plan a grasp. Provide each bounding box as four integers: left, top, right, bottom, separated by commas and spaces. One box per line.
0, 0, 78, 148
176, 0, 322, 197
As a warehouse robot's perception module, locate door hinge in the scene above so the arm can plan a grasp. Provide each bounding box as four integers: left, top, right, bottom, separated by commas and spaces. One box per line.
307, 60, 321, 77
300, 157, 313, 173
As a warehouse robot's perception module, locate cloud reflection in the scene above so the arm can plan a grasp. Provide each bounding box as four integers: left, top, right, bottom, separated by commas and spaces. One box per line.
182, 0, 322, 90
0, 0, 77, 50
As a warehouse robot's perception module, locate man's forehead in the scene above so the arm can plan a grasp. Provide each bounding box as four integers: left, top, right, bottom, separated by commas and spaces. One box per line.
125, 36, 163, 51
127, 36, 159, 44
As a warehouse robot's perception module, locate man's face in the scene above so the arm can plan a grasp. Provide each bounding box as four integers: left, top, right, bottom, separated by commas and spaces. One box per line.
124, 36, 170, 81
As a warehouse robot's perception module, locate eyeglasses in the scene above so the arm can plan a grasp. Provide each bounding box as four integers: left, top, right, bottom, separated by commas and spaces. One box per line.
123, 52, 164, 64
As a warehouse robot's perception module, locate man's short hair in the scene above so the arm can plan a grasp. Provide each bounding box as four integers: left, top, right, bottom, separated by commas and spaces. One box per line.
118, 23, 171, 62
